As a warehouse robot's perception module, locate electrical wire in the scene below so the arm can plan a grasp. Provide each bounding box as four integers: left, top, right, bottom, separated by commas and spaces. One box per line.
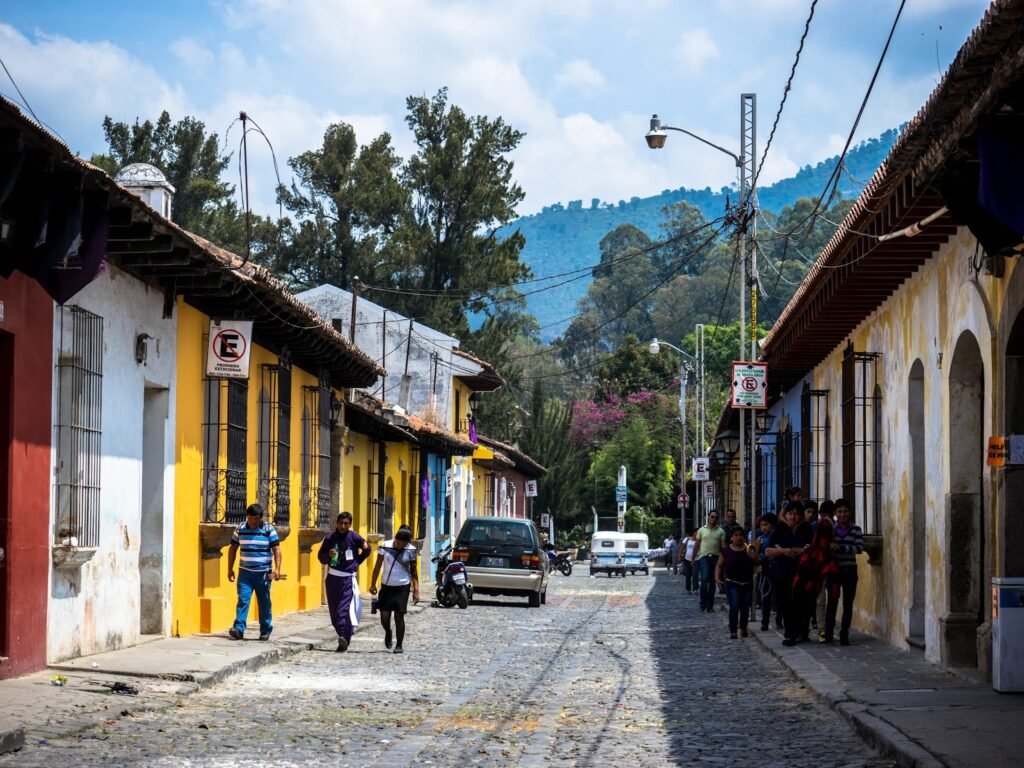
750, 0, 819, 195
751, 0, 907, 248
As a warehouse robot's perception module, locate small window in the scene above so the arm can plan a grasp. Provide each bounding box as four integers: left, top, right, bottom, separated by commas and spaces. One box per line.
600, 540, 615, 549
626, 541, 640, 549
54, 306, 103, 547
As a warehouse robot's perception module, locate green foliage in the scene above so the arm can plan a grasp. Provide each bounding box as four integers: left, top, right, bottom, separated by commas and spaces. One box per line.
588, 415, 675, 511
622, 508, 674, 542
594, 334, 678, 399
90, 111, 254, 254
517, 383, 587, 526
268, 123, 408, 292
400, 88, 530, 337
510, 129, 899, 340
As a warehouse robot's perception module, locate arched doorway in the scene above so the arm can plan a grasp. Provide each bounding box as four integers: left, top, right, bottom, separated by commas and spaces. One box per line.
942, 332, 985, 670
1005, 309, 1024, 577
908, 360, 926, 650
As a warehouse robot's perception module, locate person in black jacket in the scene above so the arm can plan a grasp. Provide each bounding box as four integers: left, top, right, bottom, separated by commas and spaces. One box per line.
766, 502, 807, 646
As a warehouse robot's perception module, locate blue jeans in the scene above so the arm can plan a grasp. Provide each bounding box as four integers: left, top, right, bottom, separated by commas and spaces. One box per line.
233, 569, 273, 636
726, 581, 752, 633
698, 556, 717, 609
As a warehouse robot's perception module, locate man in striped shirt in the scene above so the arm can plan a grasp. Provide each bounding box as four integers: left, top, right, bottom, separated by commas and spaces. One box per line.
227, 503, 282, 641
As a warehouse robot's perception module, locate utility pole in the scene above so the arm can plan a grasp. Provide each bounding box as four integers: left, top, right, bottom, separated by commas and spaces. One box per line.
738, 93, 757, 531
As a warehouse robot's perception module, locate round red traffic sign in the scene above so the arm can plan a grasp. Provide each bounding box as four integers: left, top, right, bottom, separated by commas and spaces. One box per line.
678, 493, 689, 505
741, 376, 758, 392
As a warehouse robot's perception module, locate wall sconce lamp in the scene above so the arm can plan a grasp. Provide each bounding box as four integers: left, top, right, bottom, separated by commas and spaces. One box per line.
329, 393, 343, 429
344, 444, 356, 455
135, 333, 152, 365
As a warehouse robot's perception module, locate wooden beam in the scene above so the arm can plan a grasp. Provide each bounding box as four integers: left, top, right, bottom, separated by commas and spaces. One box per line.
107, 221, 154, 241
107, 235, 175, 254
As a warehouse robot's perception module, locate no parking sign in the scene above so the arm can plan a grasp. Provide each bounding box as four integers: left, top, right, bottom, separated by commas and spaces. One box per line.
731, 362, 768, 408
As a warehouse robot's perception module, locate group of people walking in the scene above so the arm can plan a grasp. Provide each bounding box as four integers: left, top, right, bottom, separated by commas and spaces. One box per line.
225, 506, 419, 654
674, 488, 864, 646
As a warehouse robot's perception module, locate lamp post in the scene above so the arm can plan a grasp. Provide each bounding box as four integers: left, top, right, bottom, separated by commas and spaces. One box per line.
646, 94, 757, 529
649, 337, 696, 536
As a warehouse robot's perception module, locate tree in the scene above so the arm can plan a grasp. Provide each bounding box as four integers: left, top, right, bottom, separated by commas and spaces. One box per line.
401, 88, 531, 336
594, 333, 678, 400
518, 383, 587, 526
588, 415, 675, 511
268, 124, 409, 291
90, 112, 251, 253
656, 200, 713, 279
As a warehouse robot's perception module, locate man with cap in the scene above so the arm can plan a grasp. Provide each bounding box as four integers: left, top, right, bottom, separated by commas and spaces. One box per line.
227, 503, 282, 641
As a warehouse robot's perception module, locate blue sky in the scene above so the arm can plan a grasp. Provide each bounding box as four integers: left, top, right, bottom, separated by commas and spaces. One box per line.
0, 1, 992, 216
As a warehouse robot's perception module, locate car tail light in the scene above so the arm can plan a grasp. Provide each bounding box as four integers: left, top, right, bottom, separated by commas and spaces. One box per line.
521, 554, 540, 568
453, 549, 470, 562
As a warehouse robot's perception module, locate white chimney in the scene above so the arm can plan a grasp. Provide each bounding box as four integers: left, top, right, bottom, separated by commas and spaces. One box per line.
114, 163, 175, 220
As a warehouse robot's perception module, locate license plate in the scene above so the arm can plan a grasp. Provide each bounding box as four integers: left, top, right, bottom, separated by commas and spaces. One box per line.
452, 573, 466, 583
480, 556, 508, 567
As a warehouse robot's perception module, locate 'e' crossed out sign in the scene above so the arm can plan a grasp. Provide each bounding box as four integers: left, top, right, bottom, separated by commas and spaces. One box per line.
731, 362, 768, 409
207, 319, 254, 379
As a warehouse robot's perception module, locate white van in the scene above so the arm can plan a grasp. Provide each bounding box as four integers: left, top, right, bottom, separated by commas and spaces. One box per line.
622, 533, 650, 575
590, 532, 627, 577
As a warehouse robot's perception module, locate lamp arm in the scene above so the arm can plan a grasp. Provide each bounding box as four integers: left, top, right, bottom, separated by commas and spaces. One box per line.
662, 125, 741, 167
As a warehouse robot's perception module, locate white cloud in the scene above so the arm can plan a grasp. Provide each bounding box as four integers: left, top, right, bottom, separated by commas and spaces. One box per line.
673, 28, 719, 74
555, 59, 606, 92
169, 37, 215, 76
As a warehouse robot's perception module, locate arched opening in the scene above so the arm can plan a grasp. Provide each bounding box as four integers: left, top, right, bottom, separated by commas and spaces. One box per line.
908, 360, 926, 650
942, 331, 985, 670
384, 476, 396, 538
1005, 309, 1024, 577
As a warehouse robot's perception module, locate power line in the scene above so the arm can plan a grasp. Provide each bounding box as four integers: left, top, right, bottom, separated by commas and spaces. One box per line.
751, 0, 819, 195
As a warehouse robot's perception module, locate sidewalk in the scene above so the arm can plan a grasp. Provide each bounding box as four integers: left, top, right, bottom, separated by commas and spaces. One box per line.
749, 621, 1024, 767
0, 603, 422, 756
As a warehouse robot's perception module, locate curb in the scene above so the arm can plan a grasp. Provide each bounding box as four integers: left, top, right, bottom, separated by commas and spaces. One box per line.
0, 611, 384, 757
746, 620, 948, 768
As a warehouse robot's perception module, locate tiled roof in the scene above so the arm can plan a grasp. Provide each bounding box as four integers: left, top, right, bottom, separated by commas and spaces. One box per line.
0, 96, 383, 387
477, 434, 546, 477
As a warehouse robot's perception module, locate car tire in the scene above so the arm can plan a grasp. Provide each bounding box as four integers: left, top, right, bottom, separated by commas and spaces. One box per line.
528, 590, 541, 608
540, 589, 547, 605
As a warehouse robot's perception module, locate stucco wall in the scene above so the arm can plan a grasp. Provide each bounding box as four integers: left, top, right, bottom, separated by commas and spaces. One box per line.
48, 264, 177, 662
781, 228, 1016, 663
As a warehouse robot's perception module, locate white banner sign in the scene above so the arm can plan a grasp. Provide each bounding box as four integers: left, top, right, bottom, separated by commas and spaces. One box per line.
692, 458, 709, 481
731, 361, 768, 408
207, 319, 254, 379
540, 512, 550, 528
525, 479, 538, 497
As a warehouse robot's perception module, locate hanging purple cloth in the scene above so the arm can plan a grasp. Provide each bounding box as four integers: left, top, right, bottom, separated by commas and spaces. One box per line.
468, 416, 477, 445
420, 474, 431, 509
977, 117, 1024, 237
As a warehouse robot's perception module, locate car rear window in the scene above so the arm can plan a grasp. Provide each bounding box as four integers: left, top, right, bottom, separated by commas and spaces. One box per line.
457, 520, 536, 548
626, 542, 642, 549
599, 540, 615, 548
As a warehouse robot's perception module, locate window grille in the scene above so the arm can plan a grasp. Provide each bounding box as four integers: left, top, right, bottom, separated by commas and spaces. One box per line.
301, 385, 332, 528
368, 446, 385, 534
777, 425, 800, 499
841, 345, 882, 534
409, 448, 424, 537
54, 306, 103, 547
759, 445, 776, 517
801, 386, 831, 502
484, 473, 498, 515
202, 377, 248, 523
258, 364, 291, 526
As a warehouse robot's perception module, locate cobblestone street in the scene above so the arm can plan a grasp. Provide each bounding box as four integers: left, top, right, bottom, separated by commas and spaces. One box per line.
1, 570, 893, 768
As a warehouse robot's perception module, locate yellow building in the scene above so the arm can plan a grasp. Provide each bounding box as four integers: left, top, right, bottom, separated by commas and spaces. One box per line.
169, 249, 381, 637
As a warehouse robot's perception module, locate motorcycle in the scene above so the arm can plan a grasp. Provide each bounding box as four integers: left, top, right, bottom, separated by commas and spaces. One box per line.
546, 549, 573, 577
432, 543, 472, 609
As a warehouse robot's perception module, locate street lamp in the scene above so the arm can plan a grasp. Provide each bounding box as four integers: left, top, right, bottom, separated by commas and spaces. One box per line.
649, 337, 696, 536
646, 95, 757, 529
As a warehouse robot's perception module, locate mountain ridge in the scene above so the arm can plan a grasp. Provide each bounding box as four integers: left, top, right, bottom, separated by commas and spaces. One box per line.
509, 128, 899, 341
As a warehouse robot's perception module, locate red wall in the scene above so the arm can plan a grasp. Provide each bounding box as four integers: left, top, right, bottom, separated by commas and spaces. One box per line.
0, 272, 53, 679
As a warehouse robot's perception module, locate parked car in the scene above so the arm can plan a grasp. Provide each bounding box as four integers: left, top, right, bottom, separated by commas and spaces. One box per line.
452, 517, 550, 607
